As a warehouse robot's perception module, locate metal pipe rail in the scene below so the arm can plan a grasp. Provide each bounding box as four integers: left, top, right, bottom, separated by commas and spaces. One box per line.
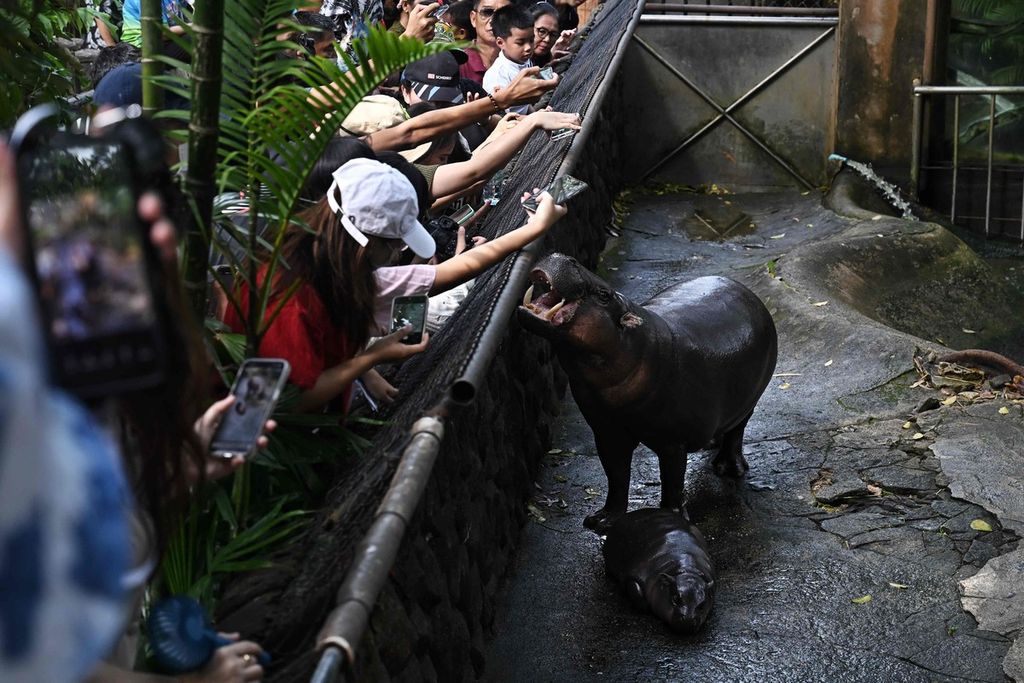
307, 0, 646, 679
311, 416, 445, 683
643, 4, 837, 16
638, 14, 837, 26
911, 83, 1024, 242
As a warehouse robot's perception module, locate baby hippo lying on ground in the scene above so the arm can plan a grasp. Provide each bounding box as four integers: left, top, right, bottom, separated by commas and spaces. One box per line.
603, 508, 716, 633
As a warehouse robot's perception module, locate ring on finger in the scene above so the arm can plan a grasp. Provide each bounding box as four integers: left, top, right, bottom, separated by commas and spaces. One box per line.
242, 653, 253, 665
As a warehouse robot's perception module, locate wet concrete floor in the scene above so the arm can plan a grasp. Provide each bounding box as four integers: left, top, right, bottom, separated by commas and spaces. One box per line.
484, 189, 1024, 682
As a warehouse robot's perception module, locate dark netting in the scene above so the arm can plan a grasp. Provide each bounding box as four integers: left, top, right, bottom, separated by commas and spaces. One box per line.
254, 0, 640, 661
667, 0, 838, 6
346, 0, 639, 465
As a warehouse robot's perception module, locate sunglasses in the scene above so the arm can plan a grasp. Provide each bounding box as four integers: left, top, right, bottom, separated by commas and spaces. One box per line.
476, 7, 497, 17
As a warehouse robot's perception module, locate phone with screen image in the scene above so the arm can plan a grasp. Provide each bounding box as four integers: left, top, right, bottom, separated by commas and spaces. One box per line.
210, 358, 290, 459
391, 295, 429, 345
12, 105, 168, 398
521, 175, 589, 212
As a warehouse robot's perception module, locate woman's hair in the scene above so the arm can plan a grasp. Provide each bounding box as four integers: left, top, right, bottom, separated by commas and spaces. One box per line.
375, 150, 432, 217
117, 255, 206, 554
273, 199, 378, 351
531, 2, 559, 22
449, 0, 476, 39
302, 137, 378, 202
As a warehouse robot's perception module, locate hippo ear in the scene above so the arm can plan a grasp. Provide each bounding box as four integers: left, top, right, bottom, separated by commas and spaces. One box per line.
619, 312, 643, 329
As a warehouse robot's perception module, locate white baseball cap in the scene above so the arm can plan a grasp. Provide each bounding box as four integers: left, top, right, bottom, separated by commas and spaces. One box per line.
326, 158, 436, 259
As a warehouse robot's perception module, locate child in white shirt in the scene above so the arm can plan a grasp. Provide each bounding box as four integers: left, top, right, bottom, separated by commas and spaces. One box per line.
482, 5, 535, 115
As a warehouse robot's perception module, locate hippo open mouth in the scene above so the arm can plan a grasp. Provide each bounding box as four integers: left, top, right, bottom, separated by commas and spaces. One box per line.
520, 268, 580, 327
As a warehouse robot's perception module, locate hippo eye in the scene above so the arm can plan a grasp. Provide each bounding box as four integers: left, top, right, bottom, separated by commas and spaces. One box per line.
596, 289, 612, 304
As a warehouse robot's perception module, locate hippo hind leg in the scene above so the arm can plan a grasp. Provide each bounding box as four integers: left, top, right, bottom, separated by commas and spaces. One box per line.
711, 412, 751, 478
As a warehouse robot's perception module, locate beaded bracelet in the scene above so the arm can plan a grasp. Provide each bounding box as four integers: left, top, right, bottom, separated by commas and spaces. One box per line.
487, 93, 504, 115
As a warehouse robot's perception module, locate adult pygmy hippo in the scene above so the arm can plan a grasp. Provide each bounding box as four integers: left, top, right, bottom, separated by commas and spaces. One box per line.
603, 508, 716, 633
518, 253, 777, 532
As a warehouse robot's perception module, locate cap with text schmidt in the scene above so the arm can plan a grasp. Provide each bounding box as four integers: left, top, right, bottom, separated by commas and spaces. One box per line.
327, 158, 436, 259
403, 51, 468, 104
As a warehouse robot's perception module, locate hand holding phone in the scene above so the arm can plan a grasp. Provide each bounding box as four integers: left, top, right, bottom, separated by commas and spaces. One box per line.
538, 66, 555, 80
521, 175, 588, 212
390, 295, 429, 345
209, 359, 290, 459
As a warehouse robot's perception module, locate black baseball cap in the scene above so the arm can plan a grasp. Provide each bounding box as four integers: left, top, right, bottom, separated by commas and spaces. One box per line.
403, 51, 468, 104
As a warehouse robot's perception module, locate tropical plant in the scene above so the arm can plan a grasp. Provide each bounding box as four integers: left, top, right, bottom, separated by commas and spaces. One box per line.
948, 0, 1024, 157
0, 0, 100, 127
145, 0, 452, 613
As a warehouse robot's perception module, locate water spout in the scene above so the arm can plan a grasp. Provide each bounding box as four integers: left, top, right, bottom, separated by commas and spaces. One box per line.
829, 153, 918, 221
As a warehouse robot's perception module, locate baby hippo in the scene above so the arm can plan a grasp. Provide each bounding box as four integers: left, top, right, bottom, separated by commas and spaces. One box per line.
603, 508, 716, 633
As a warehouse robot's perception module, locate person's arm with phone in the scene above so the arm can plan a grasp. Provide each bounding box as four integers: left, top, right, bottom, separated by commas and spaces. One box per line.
363, 67, 558, 152
295, 326, 428, 412
430, 192, 566, 294
426, 110, 580, 200
401, 1, 440, 40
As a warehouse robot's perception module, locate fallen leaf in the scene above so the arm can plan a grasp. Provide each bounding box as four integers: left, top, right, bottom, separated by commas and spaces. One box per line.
888, 582, 910, 590
554, 474, 568, 483
773, 372, 802, 377
779, 382, 791, 390
824, 359, 834, 367
807, 223, 814, 228
872, 215, 882, 221
801, 191, 810, 196
851, 595, 872, 604
912, 432, 925, 440
548, 448, 563, 454
999, 406, 1010, 415
527, 503, 546, 523
902, 421, 913, 429
970, 519, 993, 532
962, 328, 976, 334
811, 301, 829, 307
942, 396, 957, 406
770, 233, 786, 239
584, 487, 601, 496
867, 484, 883, 496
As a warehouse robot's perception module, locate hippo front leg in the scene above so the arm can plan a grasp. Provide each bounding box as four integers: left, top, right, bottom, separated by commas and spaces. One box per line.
584, 427, 638, 534
650, 441, 689, 514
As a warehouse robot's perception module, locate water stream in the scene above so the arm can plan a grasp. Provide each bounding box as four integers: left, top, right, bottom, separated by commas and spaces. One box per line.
829, 153, 919, 221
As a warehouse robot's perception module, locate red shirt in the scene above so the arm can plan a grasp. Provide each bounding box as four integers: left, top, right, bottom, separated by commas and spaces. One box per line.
223, 271, 355, 411
459, 46, 487, 85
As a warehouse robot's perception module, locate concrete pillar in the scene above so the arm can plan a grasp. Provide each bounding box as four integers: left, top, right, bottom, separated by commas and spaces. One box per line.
834, 0, 932, 186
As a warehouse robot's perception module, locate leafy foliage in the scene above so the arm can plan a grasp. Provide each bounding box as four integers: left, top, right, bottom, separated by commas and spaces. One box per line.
0, 0, 98, 127
150, 0, 453, 611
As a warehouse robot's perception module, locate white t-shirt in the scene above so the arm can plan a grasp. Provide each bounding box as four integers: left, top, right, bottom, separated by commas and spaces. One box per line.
483, 52, 534, 115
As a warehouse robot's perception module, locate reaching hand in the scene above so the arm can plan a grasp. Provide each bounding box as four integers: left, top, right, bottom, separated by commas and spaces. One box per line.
403, 3, 439, 42
493, 66, 557, 108
522, 188, 568, 225
182, 634, 264, 682
368, 325, 430, 363
552, 29, 576, 59
528, 110, 581, 132
361, 369, 399, 405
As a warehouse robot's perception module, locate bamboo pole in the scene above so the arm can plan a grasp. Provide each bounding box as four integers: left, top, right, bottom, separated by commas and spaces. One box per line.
182, 0, 225, 320
140, 0, 165, 115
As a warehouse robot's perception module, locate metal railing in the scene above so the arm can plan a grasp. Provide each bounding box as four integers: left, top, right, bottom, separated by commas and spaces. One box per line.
911, 82, 1024, 242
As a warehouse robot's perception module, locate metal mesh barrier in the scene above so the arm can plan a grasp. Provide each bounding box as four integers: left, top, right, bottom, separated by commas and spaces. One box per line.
664, 0, 838, 6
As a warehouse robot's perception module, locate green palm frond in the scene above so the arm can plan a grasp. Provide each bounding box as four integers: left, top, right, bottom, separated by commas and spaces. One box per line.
156, 0, 451, 348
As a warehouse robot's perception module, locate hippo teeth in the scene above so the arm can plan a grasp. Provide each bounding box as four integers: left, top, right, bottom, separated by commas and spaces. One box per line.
544, 299, 567, 321
523, 284, 535, 307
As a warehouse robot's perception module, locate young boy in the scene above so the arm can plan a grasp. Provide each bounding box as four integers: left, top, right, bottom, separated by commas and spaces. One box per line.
482, 5, 535, 114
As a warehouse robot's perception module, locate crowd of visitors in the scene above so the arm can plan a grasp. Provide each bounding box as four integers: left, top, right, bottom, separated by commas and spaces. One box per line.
2, 0, 588, 679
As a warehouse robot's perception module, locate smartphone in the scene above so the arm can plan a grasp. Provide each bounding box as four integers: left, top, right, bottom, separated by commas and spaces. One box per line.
210, 358, 291, 459
430, 3, 449, 19
450, 204, 476, 226
390, 295, 429, 345
521, 175, 589, 212
12, 105, 168, 398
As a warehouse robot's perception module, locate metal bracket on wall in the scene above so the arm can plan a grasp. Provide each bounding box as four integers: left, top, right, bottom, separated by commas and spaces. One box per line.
634, 21, 837, 189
